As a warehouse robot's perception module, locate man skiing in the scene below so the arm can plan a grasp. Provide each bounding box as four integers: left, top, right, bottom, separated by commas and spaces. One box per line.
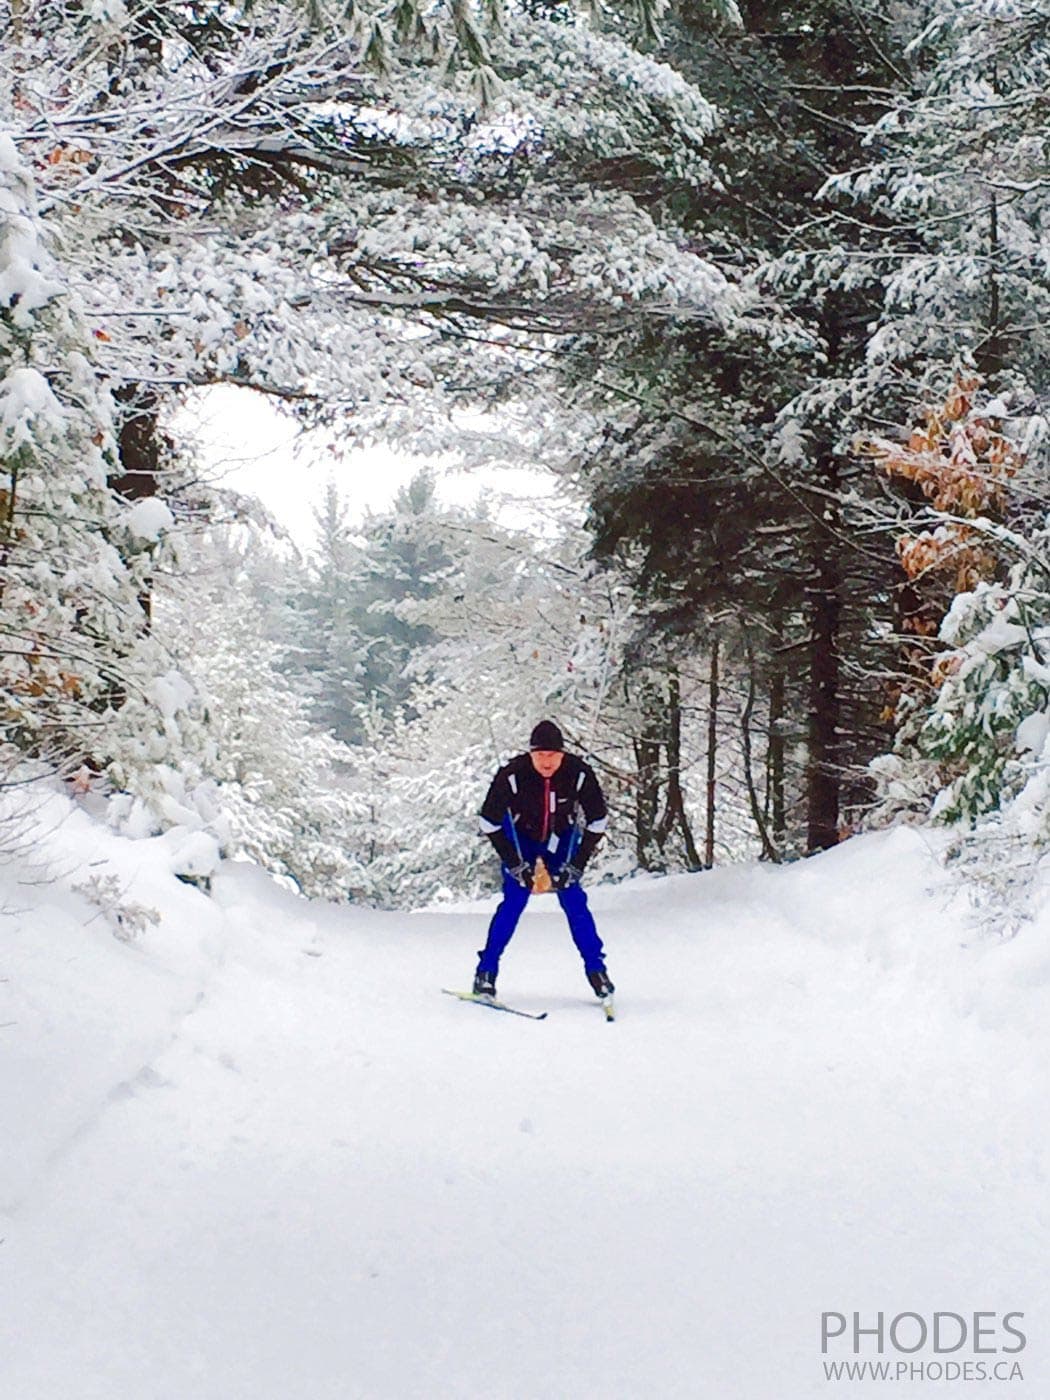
473, 720, 614, 1001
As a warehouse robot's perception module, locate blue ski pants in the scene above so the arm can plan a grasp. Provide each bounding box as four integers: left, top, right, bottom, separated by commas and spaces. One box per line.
477, 828, 606, 975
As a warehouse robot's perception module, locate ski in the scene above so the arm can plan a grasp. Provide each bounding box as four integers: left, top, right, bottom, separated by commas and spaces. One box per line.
598, 996, 616, 1022
442, 989, 548, 1020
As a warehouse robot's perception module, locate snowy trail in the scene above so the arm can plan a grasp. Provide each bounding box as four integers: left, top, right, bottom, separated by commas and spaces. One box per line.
3, 828, 1049, 1399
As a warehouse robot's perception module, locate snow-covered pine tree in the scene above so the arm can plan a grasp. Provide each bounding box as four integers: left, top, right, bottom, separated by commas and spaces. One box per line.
863, 377, 1049, 920
281, 469, 456, 746
547, 1, 1050, 861
903, 527, 1049, 924
4, 0, 743, 846
151, 516, 375, 900
345, 470, 454, 725
6, 0, 740, 460
283, 480, 370, 743
0, 131, 192, 800
823, 0, 1050, 402
543, 0, 920, 856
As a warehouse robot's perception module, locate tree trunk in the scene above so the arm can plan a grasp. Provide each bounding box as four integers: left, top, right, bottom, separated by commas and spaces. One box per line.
767, 664, 786, 847
111, 386, 161, 502
704, 635, 719, 867
978, 188, 1004, 379
0, 452, 21, 609
978, 61, 1004, 380
110, 386, 162, 624
632, 675, 664, 870
806, 453, 842, 851
742, 634, 779, 861
655, 664, 703, 870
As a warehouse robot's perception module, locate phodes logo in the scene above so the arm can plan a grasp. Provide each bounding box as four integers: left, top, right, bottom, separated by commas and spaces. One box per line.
820, 1312, 1026, 1385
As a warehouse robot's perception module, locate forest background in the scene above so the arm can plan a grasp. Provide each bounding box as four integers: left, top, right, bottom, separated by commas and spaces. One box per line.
2, 0, 1047, 920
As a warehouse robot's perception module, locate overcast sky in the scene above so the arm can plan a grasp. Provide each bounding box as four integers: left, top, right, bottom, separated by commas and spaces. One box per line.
175, 386, 559, 551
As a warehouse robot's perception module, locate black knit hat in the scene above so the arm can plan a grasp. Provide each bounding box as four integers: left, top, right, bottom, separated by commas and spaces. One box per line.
529, 720, 564, 751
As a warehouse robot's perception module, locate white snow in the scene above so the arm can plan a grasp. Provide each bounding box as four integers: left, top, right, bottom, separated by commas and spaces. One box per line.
1, 790, 1048, 1399
125, 496, 175, 542
1017, 708, 1049, 759
0, 367, 65, 450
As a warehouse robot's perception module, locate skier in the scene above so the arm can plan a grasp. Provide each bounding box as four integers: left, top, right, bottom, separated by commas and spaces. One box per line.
473, 720, 614, 1001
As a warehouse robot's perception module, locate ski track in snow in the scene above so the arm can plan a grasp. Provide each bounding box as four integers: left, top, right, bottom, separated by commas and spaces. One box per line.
2, 815, 1049, 1400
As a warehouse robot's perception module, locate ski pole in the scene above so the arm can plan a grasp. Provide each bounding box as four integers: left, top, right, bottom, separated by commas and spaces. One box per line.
507, 808, 525, 865
565, 818, 581, 867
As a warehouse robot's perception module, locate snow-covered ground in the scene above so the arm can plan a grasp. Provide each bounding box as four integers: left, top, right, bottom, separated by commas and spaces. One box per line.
2, 788, 1049, 1400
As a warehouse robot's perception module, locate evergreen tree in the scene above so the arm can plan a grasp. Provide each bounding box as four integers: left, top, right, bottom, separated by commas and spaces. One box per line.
350, 471, 455, 723
151, 517, 373, 899
0, 132, 187, 795
863, 376, 1049, 917
285, 480, 368, 741
824, 0, 1050, 398
563, 2, 912, 853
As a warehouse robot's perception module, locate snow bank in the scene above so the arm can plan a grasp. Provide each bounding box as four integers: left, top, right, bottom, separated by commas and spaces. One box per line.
0, 784, 226, 1214
1, 793, 1047, 1399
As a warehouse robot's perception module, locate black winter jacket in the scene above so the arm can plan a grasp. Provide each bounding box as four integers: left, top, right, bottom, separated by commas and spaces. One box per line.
479, 751, 608, 869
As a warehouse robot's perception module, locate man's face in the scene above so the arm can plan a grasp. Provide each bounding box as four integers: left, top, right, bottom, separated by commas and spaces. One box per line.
530, 749, 564, 778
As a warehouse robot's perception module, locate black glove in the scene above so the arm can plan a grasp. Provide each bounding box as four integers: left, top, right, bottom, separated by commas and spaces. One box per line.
508, 860, 534, 888
555, 863, 583, 890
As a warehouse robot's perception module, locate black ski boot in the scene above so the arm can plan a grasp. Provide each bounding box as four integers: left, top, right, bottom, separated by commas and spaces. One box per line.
587, 968, 615, 998
473, 967, 497, 998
